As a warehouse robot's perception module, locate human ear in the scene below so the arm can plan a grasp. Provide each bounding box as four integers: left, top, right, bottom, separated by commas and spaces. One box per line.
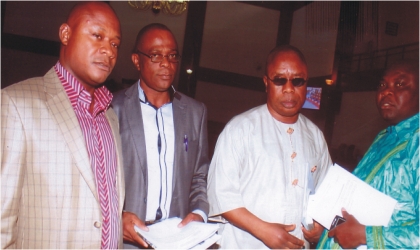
263, 75, 268, 93
131, 53, 141, 71
59, 23, 71, 45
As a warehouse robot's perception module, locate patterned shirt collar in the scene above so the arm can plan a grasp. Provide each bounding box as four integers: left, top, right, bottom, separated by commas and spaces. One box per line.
385, 113, 419, 140
137, 79, 175, 105
54, 61, 113, 116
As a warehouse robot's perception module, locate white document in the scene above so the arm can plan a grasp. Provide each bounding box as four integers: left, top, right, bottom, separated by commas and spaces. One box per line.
307, 164, 397, 229
134, 217, 219, 249
192, 233, 221, 249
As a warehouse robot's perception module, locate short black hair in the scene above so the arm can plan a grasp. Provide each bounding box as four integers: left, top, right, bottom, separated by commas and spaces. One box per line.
265, 45, 307, 75
132, 23, 173, 53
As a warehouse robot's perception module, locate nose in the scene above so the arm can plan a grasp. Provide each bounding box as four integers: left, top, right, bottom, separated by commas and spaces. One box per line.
378, 84, 393, 98
100, 42, 116, 59
159, 56, 170, 67
282, 79, 295, 93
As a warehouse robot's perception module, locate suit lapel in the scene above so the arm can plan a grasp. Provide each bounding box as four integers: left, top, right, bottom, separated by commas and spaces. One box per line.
125, 84, 148, 182
172, 93, 187, 193
106, 108, 125, 212
43, 68, 98, 201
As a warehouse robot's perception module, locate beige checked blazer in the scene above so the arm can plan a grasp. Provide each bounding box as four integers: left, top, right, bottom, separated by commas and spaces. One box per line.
1, 68, 125, 248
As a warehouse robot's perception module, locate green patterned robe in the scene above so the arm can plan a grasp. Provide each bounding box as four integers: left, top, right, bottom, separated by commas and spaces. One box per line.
318, 113, 419, 249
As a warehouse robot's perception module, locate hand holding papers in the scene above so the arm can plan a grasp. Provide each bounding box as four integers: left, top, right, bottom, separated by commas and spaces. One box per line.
134, 217, 220, 249
307, 164, 397, 230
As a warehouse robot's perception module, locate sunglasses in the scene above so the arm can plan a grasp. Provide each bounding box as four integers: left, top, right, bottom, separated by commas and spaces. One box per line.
266, 76, 307, 87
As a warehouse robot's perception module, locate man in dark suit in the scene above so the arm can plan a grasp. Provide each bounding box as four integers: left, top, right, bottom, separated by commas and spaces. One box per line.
111, 23, 210, 249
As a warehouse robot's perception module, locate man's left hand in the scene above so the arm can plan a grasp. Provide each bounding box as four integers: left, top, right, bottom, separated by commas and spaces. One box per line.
328, 208, 366, 248
178, 213, 204, 228
302, 220, 324, 244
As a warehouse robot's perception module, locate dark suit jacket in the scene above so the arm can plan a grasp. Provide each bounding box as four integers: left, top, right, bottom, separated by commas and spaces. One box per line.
112, 83, 210, 248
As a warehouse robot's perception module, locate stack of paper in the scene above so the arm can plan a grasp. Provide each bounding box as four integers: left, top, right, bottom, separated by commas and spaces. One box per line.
307, 164, 397, 230
134, 217, 220, 249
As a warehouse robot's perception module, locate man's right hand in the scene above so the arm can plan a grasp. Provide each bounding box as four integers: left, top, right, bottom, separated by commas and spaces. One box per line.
258, 222, 304, 249
122, 211, 149, 248
222, 208, 304, 249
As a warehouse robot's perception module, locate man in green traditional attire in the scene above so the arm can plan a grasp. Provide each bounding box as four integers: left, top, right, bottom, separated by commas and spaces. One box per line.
318, 59, 419, 249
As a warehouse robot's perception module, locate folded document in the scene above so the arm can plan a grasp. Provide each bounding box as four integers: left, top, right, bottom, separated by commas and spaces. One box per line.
307, 164, 397, 230
134, 217, 220, 249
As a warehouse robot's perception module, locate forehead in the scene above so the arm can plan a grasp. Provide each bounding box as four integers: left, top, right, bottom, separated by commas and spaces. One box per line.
73, 7, 120, 35
384, 65, 417, 79
139, 29, 177, 50
268, 51, 307, 74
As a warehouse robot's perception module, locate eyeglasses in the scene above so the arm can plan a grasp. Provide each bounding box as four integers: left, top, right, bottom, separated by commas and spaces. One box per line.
266, 76, 307, 87
136, 50, 181, 63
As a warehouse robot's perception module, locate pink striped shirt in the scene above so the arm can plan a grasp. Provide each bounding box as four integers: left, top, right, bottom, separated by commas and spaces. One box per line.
54, 62, 119, 249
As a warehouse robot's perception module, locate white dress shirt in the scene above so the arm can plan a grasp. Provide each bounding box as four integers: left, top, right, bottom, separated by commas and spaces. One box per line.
138, 83, 206, 222
138, 85, 175, 221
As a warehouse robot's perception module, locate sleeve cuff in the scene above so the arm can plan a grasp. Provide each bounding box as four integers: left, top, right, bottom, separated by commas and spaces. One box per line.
192, 209, 208, 223
366, 226, 385, 249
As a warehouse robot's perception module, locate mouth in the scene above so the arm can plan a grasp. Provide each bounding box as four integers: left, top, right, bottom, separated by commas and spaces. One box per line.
93, 61, 111, 72
157, 73, 173, 80
378, 98, 395, 110
281, 100, 297, 108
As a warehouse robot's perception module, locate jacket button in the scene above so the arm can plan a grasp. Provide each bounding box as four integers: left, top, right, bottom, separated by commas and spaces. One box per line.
94, 221, 101, 228
144, 198, 147, 203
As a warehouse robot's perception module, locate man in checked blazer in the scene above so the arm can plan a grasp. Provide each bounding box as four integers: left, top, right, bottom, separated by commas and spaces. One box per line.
1, 2, 125, 248
111, 23, 210, 248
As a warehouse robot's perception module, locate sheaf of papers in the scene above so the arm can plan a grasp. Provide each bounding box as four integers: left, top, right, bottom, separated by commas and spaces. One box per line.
192, 233, 221, 249
134, 217, 219, 249
307, 164, 397, 230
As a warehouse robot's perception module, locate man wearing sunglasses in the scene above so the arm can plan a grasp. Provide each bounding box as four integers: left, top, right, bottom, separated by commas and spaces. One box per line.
111, 23, 210, 248
207, 45, 332, 248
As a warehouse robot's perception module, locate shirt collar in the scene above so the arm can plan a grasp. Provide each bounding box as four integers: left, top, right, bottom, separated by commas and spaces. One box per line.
137, 80, 175, 107
385, 113, 419, 140
54, 61, 113, 115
